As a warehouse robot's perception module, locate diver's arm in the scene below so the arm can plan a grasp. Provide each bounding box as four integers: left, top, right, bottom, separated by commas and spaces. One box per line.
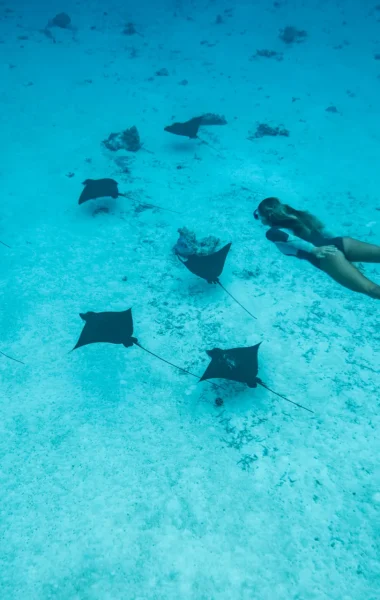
266, 228, 315, 256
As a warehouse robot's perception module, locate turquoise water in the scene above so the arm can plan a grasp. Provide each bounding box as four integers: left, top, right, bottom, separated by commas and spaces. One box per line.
1, 1, 379, 598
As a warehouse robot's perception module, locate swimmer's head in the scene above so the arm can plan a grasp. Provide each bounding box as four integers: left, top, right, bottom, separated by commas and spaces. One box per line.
253, 197, 325, 237
253, 197, 283, 225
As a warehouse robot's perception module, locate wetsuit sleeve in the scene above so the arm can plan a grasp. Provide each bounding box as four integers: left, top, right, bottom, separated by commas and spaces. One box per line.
266, 228, 315, 256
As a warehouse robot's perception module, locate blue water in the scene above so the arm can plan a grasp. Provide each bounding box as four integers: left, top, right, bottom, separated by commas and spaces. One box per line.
1, 1, 379, 598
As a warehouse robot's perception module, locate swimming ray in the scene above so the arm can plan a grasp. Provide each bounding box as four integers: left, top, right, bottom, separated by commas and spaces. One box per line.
78, 178, 180, 213
71, 308, 221, 387
177, 243, 256, 319
78, 178, 125, 205
200, 343, 313, 413
164, 116, 204, 139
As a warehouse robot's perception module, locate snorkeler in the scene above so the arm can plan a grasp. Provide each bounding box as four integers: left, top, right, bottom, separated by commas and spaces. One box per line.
253, 197, 380, 299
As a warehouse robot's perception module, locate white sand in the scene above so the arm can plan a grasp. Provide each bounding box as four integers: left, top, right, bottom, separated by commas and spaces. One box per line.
0, 1, 379, 598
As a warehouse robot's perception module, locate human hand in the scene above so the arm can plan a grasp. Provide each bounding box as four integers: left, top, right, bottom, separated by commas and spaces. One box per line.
312, 245, 338, 258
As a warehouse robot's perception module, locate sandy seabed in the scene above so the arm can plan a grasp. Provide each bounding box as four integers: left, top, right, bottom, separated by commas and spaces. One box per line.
0, 1, 379, 598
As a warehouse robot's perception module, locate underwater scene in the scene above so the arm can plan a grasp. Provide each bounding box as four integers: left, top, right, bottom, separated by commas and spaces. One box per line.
1, 0, 379, 598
